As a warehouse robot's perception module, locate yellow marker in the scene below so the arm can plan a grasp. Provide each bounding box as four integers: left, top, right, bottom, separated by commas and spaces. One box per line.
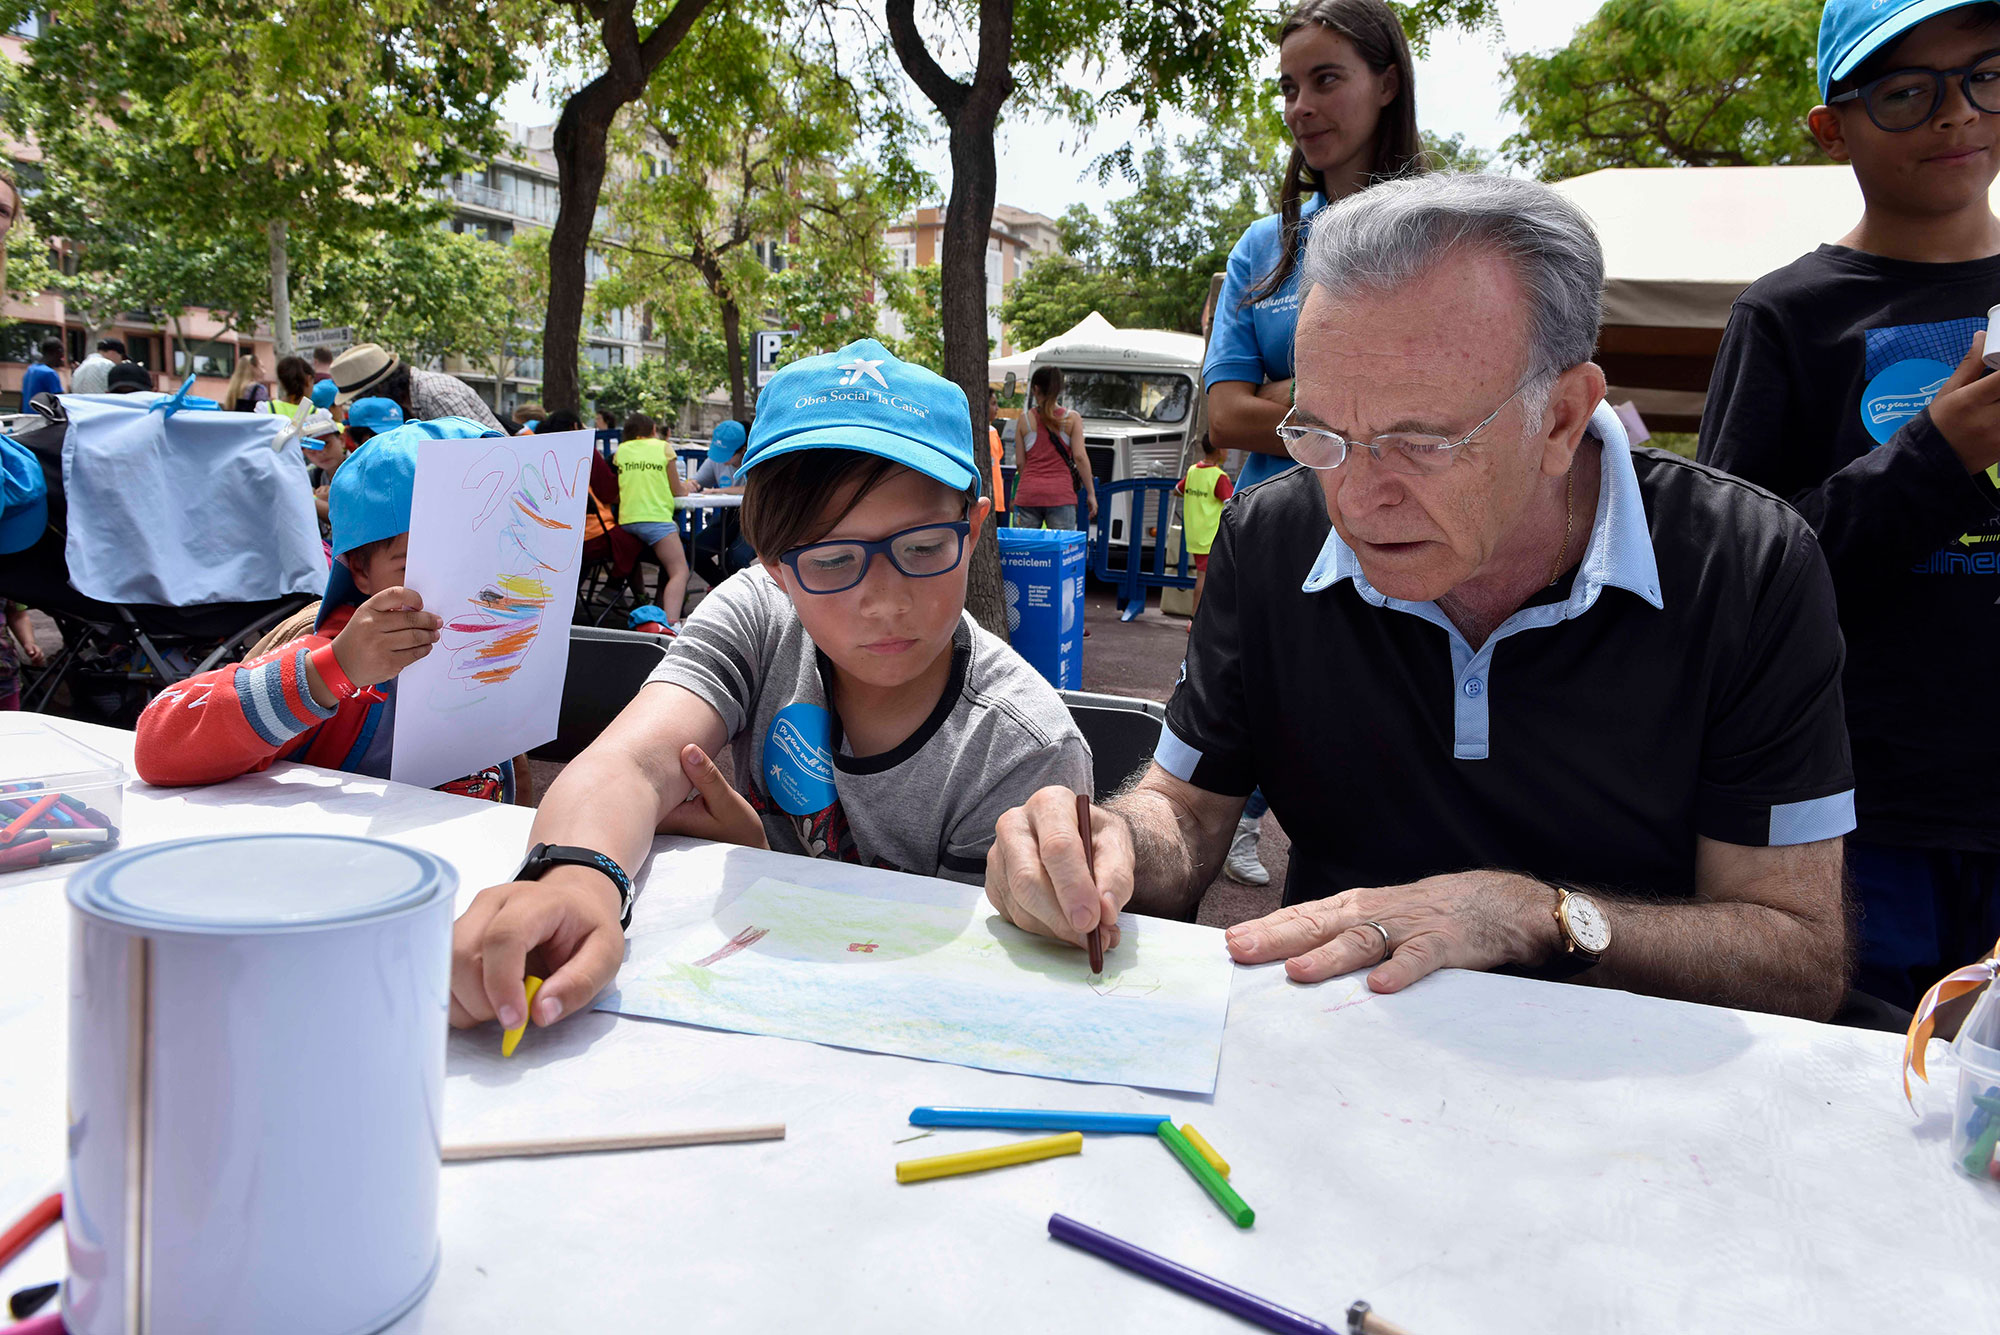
895, 1131, 1083, 1184
1180, 1124, 1230, 1178
501, 975, 543, 1057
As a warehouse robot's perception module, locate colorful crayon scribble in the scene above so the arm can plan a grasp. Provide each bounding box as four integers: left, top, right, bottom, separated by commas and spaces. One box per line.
438, 445, 584, 691
693, 926, 769, 968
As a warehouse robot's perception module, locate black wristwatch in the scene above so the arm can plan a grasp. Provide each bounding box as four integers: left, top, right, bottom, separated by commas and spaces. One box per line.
515, 842, 635, 931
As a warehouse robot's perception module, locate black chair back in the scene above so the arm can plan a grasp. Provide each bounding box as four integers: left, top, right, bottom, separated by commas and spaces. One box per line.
1060, 690, 1166, 800
532, 627, 671, 763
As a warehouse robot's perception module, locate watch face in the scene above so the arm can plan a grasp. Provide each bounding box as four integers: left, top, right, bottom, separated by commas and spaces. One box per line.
1566, 895, 1611, 954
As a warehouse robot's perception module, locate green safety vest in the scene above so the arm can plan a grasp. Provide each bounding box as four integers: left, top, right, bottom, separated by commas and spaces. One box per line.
615, 437, 680, 525
1182, 462, 1228, 554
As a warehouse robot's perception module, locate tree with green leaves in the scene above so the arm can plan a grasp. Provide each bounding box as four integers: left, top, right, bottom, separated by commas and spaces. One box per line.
585, 355, 717, 429
1421, 129, 1495, 172
3, 0, 532, 354
304, 227, 537, 402
534, 0, 723, 416
999, 92, 1288, 347
0, 212, 62, 322
592, 8, 926, 418
1502, 0, 1822, 178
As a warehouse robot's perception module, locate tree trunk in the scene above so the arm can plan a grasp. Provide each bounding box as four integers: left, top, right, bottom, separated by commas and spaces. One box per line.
542, 0, 719, 415
887, 0, 1017, 644
267, 219, 294, 358
720, 296, 746, 420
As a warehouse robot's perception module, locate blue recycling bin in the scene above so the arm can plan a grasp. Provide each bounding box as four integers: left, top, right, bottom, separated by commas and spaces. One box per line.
997, 527, 1086, 690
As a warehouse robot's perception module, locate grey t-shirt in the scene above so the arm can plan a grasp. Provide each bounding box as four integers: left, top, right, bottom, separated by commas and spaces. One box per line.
648, 565, 1092, 883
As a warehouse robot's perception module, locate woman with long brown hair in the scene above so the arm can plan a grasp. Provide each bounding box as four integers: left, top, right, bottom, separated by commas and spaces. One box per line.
1206, 0, 1425, 493
1200, 0, 1425, 887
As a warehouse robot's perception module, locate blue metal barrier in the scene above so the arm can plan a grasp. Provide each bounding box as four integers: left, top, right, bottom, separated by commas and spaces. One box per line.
1088, 477, 1194, 622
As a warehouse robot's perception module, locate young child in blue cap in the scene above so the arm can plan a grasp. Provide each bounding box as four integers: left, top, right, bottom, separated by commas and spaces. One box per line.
448, 339, 1093, 1036
136, 416, 524, 802
1698, 0, 2000, 1009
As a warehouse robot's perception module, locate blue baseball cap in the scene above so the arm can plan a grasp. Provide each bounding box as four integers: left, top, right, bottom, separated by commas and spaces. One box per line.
318, 416, 502, 626
310, 378, 337, 409
0, 435, 48, 556
1819, 0, 1986, 99
346, 396, 404, 434
740, 339, 975, 492
708, 418, 746, 462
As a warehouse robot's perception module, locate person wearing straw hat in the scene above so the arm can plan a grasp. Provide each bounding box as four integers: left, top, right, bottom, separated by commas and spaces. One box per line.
327, 342, 504, 431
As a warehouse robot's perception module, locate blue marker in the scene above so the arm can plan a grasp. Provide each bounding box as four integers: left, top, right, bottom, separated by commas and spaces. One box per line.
910, 1107, 1173, 1134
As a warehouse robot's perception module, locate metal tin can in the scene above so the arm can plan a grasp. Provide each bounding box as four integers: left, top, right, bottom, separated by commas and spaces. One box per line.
64, 834, 457, 1334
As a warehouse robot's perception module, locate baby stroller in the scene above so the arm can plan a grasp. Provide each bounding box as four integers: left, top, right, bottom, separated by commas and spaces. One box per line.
0, 390, 324, 725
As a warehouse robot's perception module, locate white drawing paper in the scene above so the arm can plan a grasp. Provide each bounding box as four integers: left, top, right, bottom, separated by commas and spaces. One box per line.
390, 428, 591, 790
599, 876, 1235, 1093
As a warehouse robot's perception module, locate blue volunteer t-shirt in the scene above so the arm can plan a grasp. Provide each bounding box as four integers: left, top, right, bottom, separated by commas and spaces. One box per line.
20, 364, 62, 402
1204, 195, 1326, 491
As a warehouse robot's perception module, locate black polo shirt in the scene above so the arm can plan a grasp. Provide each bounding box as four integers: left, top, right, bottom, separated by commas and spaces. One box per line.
1160, 406, 1856, 906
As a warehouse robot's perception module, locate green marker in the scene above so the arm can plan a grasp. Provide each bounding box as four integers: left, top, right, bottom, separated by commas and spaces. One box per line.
1157, 1121, 1254, 1228
1963, 1120, 2000, 1178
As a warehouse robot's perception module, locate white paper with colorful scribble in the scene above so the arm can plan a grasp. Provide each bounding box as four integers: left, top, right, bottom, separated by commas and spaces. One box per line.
598, 875, 1234, 1092
391, 428, 591, 790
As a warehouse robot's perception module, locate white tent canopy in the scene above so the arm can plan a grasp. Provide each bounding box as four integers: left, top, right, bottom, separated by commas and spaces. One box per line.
989, 312, 1205, 384
1550, 164, 2000, 330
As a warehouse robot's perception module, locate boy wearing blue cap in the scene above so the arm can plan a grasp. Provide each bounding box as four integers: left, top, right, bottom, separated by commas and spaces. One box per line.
1699, 0, 2000, 1008
136, 416, 522, 802
449, 340, 1093, 1035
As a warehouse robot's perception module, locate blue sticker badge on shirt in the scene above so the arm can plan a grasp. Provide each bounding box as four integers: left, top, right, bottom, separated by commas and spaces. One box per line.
1859, 358, 1954, 445
763, 702, 837, 816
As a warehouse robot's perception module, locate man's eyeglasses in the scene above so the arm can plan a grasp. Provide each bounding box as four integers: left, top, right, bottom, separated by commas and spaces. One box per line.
1275, 380, 1533, 476
779, 521, 971, 594
1829, 57, 2000, 133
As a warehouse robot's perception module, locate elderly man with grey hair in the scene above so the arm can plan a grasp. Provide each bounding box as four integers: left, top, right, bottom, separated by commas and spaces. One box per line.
985, 174, 1856, 1018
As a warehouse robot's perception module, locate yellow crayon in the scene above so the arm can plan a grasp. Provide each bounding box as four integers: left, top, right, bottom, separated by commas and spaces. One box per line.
1180, 1124, 1231, 1178
501, 975, 543, 1058
895, 1131, 1083, 1184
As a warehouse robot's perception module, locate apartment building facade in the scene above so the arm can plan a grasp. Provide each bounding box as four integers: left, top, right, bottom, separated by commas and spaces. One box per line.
878, 202, 1063, 358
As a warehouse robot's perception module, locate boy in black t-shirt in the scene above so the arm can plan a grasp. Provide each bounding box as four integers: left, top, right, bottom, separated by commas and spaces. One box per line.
1699, 0, 2000, 1010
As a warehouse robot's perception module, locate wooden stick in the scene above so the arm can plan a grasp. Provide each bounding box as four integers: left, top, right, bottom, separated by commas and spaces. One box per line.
442, 1123, 786, 1163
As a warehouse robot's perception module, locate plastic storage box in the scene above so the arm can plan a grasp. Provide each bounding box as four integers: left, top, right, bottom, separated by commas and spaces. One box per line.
1950, 983, 2000, 1183
0, 715, 125, 875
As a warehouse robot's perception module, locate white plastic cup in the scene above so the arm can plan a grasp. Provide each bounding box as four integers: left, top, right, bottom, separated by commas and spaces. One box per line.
1985, 303, 2000, 370
64, 834, 457, 1334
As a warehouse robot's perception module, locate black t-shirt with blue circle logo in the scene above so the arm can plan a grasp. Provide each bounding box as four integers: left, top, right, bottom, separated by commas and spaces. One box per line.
1699, 243, 2000, 852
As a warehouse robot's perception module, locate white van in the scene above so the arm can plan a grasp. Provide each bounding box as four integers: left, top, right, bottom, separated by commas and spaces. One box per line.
995, 313, 1204, 550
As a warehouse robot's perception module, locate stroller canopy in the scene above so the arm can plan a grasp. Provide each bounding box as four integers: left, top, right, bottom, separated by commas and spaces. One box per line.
60, 394, 327, 607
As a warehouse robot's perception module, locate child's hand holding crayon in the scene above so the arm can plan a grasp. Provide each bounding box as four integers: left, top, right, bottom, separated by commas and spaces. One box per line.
307, 587, 442, 706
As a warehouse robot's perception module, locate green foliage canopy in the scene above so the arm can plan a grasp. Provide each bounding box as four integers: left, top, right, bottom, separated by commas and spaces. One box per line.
1503, 0, 1822, 178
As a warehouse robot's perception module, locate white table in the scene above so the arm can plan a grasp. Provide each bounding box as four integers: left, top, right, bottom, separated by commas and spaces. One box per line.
3, 719, 1996, 1333
676, 493, 742, 509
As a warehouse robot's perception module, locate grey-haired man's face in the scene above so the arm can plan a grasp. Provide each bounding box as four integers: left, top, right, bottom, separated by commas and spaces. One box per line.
1294, 250, 1550, 603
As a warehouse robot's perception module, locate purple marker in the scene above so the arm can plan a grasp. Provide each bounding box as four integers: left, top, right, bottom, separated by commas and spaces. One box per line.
1047, 1214, 1338, 1335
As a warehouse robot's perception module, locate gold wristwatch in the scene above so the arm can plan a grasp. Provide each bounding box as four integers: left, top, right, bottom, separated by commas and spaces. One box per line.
1551, 882, 1611, 963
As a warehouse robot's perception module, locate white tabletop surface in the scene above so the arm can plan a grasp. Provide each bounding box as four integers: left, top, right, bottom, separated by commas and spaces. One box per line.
676, 493, 742, 509
2, 718, 1997, 1333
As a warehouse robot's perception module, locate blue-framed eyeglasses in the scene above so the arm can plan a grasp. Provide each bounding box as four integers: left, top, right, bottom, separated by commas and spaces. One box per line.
779, 521, 972, 594
1276, 378, 1535, 476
